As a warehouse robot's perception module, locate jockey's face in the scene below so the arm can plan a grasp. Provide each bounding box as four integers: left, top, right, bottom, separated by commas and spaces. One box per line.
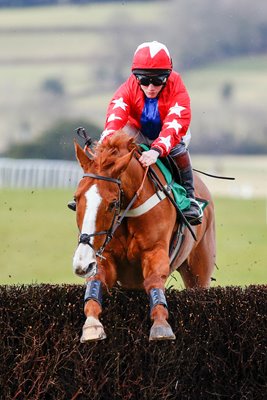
135, 73, 168, 98
140, 83, 163, 98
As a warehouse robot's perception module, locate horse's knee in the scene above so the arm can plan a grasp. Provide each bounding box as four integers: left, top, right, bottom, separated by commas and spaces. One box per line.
143, 272, 168, 292
142, 252, 170, 292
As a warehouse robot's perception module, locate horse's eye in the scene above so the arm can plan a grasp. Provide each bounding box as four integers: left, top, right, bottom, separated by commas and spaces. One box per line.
108, 200, 118, 212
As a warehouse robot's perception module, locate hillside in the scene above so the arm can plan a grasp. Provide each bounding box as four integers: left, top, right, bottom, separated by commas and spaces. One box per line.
0, 1, 267, 154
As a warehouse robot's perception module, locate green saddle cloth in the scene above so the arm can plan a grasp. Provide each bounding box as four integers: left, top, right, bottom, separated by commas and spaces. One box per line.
140, 144, 191, 211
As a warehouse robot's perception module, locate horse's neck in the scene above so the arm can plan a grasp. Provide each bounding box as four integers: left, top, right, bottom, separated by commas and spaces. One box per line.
122, 158, 153, 202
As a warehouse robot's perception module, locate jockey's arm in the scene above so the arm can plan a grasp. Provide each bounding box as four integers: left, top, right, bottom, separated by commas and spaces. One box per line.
100, 81, 131, 142
150, 76, 191, 157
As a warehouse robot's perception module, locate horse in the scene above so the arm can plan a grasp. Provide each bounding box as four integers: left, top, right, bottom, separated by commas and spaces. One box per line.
72, 130, 216, 342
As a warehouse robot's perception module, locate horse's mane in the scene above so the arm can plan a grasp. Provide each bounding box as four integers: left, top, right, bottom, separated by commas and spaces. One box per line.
93, 130, 137, 171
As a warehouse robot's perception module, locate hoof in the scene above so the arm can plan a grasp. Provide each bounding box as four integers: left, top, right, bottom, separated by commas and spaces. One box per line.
149, 322, 176, 341
80, 317, 107, 343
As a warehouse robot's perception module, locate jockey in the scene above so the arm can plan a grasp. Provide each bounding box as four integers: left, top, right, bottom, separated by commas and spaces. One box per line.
69, 41, 202, 225
101, 41, 202, 224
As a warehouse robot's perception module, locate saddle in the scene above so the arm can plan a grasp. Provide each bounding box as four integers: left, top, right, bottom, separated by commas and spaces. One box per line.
139, 144, 208, 262
139, 144, 191, 212
162, 154, 181, 185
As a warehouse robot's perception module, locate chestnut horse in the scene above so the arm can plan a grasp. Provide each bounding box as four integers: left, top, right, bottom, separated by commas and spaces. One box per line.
72, 131, 216, 342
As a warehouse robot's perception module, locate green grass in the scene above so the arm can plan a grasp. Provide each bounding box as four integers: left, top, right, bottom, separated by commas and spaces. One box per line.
167, 197, 267, 289
0, 189, 78, 285
0, 189, 266, 287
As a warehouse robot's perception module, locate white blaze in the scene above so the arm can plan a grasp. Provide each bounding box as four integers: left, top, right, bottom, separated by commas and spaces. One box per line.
73, 184, 102, 276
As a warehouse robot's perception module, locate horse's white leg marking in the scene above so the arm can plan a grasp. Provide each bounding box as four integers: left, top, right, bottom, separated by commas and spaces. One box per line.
73, 184, 102, 277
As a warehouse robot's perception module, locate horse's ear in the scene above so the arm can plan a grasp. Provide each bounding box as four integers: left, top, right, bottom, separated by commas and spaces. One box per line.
111, 148, 135, 177
74, 140, 92, 171
127, 137, 136, 151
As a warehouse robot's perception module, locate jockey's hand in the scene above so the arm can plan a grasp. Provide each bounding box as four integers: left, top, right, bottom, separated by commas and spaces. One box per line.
139, 149, 160, 167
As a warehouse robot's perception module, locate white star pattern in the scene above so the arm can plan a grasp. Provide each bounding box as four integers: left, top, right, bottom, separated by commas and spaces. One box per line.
168, 102, 186, 117
100, 129, 115, 142
112, 97, 128, 111
164, 120, 182, 135
157, 135, 172, 152
135, 41, 170, 59
107, 113, 122, 123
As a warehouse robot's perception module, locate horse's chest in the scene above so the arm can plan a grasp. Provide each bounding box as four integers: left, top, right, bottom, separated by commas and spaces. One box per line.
126, 235, 142, 263
110, 230, 137, 263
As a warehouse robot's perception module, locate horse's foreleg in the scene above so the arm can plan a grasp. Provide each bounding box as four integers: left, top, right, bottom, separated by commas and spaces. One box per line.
142, 249, 176, 341
80, 258, 117, 343
149, 290, 176, 341
80, 280, 107, 343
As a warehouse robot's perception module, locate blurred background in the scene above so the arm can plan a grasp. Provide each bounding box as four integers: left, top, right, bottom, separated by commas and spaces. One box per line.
0, 0, 266, 287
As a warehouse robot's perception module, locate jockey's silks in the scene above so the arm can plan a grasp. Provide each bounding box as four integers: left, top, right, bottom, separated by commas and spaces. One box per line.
102, 71, 191, 157
140, 97, 161, 140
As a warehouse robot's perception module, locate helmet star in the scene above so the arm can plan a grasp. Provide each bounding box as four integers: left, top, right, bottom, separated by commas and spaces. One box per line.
164, 120, 182, 135
135, 41, 170, 59
157, 135, 172, 151
168, 103, 186, 117
112, 97, 128, 111
107, 113, 122, 123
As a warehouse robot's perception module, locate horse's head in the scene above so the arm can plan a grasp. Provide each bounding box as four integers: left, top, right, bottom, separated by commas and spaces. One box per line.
72, 132, 136, 278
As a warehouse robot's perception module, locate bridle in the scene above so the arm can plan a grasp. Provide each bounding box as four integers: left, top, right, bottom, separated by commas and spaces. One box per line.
78, 171, 145, 259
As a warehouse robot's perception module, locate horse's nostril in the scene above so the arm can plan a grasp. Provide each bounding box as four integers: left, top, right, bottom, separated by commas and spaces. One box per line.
86, 262, 97, 275
75, 267, 85, 276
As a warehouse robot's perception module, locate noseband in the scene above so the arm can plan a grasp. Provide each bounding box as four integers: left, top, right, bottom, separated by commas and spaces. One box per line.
78, 173, 125, 259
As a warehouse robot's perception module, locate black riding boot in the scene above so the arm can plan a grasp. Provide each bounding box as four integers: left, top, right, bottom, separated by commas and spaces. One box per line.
68, 200, 76, 211
173, 151, 203, 225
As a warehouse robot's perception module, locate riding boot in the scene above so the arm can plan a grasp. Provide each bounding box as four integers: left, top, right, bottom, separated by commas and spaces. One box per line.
68, 200, 76, 211
173, 151, 203, 225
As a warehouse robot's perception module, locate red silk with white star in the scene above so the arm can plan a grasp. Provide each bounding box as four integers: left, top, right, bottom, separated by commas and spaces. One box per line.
102, 71, 191, 156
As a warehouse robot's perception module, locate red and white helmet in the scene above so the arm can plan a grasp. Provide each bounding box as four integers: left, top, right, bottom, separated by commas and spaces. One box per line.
132, 41, 172, 72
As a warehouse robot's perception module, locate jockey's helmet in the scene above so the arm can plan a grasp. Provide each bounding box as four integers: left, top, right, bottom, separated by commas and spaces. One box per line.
132, 41, 172, 75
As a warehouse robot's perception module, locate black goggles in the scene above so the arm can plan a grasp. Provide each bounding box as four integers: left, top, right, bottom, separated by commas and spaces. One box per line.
135, 74, 169, 86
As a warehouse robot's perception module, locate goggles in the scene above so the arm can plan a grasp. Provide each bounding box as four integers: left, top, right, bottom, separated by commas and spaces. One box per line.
135, 74, 169, 87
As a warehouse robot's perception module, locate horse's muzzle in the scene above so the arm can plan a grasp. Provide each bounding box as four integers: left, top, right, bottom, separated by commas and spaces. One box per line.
73, 242, 98, 278
74, 262, 98, 278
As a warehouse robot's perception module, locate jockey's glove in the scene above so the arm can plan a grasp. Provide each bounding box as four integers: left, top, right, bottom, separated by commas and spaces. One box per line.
139, 149, 160, 167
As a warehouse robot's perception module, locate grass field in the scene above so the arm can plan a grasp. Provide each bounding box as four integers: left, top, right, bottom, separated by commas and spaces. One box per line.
0, 189, 266, 288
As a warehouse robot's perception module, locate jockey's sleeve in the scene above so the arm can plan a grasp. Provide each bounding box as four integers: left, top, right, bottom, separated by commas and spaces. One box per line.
100, 82, 131, 142
150, 75, 191, 157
